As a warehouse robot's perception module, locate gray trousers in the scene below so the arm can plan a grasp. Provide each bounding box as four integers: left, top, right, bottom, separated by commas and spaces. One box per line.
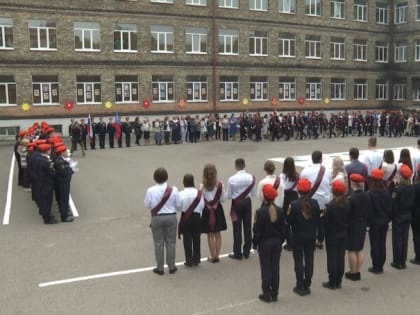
151, 214, 177, 271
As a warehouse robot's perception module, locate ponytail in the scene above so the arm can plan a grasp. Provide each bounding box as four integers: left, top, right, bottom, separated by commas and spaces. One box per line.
301, 195, 312, 219
268, 202, 278, 223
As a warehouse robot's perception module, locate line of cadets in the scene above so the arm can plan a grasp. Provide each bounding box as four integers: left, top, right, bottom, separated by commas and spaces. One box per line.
14, 121, 77, 224
144, 142, 420, 303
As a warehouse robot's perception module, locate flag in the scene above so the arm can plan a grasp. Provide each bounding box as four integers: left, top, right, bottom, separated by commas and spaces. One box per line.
87, 113, 93, 143
114, 112, 122, 140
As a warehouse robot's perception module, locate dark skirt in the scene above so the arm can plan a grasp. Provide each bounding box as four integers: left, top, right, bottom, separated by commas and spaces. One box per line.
144, 131, 150, 140
202, 203, 227, 233
346, 222, 367, 251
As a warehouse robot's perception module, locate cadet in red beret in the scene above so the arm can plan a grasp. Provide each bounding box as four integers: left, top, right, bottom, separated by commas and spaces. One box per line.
287, 178, 321, 296
322, 180, 350, 290
54, 145, 74, 222
252, 184, 285, 302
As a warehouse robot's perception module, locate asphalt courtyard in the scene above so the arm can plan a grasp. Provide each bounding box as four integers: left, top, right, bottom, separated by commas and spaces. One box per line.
1, 135, 420, 315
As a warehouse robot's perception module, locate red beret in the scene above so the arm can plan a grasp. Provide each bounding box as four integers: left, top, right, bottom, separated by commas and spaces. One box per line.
370, 169, 384, 181
350, 173, 365, 183
399, 164, 412, 180
55, 145, 67, 154
53, 141, 64, 148
18, 130, 27, 137
38, 143, 51, 152
297, 178, 312, 193
332, 180, 346, 195
262, 184, 278, 201
28, 146, 34, 153
35, 139, 47, 145
46, 127, 54, 133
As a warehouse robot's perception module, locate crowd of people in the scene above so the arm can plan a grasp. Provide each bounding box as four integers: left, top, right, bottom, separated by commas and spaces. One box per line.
14, 121, 77, 224
68, 109, 420, 151
144, 137, 420, 303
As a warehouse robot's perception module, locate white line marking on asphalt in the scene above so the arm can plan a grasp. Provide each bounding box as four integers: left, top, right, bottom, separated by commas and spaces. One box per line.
38, 251, 254, 288
193, 299, 257, 315
69, 194, 79, 217
2, 154, 15, 225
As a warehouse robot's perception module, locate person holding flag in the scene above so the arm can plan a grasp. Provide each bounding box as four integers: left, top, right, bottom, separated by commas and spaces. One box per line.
86, 114, 95, 150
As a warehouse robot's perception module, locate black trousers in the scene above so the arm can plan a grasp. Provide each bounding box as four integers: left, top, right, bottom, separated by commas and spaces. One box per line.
38, 190, 53, 219
90, 135, 96, 149
292, 238, 315, 290
222, 128, 229, 141
258, 238, 282, 297
392, 219, 410, 264
325, 236, 346, 286
411, 219, 420, 260
182, 213, 202, 265
108, 133, 115, 148
317, 214, 325, 243
369, 224, 388, 270
125, 133, 131, 147
99, 134, 105, 148
232, 197, 252, 257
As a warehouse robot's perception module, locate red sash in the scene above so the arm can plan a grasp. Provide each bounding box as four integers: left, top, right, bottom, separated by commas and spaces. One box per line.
385, 165, 397, 188
284, 175, 299, 193
230, 176, 255, 222
178, 190, 202, 239
308, 166, 325, 199
204, 182, 223, 231
273, 176, 281, 189
151, 185, 173, 216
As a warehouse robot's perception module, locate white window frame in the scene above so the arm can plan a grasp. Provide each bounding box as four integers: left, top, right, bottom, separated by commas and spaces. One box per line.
152, 77, 175, 103
249, 31, 268, 56
375, 81, 388, 100
354, 80, 367, 100
330, 38, 345, 60
151, 25, 174, 53
354, 1, 368, 22
305, 0, 321, 16
218, 0, 239, 9
0, 18, 13, 50
395, 3, 408, 24
186, 76, 208, 102
219, 77, 239, 101
279, 79, 296, 100
412, 80, 420, 100
32, 81, 60, 105
393, 83, 406, 100
375, 42, 388, 63
415, 40, 420, 61
395, 43, 407, 63
376, 3, 389, 24
150, 0, 174, 3
186, 28, 207, 54
305, 38, 321, 59
278, 34, 295, 57
331, 0, 345, 19
74, 22, 100, 52
218, 29, 239, 55
306, 80, 322, 100
115, 80, 139, 103
76, 80, 102, 104
250, 78, 268, 101
279, 0, 296, 13
330, 79, 346, 100
186, 0, 207, 5
0, 82, 16, 106
114, 24, 137, 52
249, 0, 268, 11
353, 40, 367, 61
29, 20, 57, 51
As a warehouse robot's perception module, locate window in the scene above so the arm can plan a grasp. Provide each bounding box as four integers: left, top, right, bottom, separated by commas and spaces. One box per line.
219, 76, 239, 101
412, 79, 420, 100
29, 20, 57, 50
305, 0, 321, 16
218, 0, 239, 8
0, 18, 13, 49
353, 39, 367, 61
306, 78, 321, 100
150, 0, 173, 3
375, 80, 388, 100
330, 37, 345, 60
279, 0, 296, 13
186, 76, 207, 102
0, 76, 16, 106
152, 75, 174, 102
415, 40, 420, 61
0, 126, 19, 136
74, 22, 100, 51
395, 42, 407, 62
279, 77, 296, 100
331, 0, 344, 19
76, 76, 101, 104
395, 3, 408, 24
305, 36, 321, 59
151, 25, 174, 53
354, 0, 368, 22
249, 31, 268, 56
393, 81, 406, 100
249, 0, 268, 11
375, 41, 388, 62
218, 29, 239, 55
278, 33, 295, 57
417, 0, 420, 21
330, 78, 346, 100
376, 3, 389, 24
186, 27, 207, 54
32, 76, 59, 105
114, 24, 137, 52
354, 79, 367, 100
115, 76, 139, 103
186, 0, 207, 5
250, 77, 268, 101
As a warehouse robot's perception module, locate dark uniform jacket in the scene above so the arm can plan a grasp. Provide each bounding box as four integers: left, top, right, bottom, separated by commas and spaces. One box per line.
252, 204, 285, 249
288, 198, 320, 242
392, 184, 416, 223
348, 190, 370, 225
367, 190, 392, 226
323, 199, 350, 240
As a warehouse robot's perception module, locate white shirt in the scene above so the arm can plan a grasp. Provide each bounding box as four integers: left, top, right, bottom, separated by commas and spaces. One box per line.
361, 149, 383, 174
144, 183, 180, 214
280, 173, 299, 191
382, 162, 397, 182
412, 148, 420, 174
257, 175, 284, 208
177, 187, 204, 214
227, 170, 256, 200
202, 182, 226, 203
300, 163, 332, 209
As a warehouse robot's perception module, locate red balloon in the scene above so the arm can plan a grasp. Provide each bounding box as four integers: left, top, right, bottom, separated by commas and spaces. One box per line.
142, 99, 150, 108
64, 100, 74, 110
298, 97, 305, 105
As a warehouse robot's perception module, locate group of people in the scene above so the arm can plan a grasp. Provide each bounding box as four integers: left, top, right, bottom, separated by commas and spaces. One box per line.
15, 121, 77, 224
144, 137, 420, 303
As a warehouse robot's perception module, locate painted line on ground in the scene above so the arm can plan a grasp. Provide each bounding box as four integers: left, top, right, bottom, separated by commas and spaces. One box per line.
69, 194, 79, 217
2, 154, 15, 225
38, 251, 254, 288
193, 299, 257, 315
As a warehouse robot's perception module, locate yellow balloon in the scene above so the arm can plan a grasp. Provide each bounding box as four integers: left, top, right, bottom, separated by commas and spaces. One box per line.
104, 101, 112, 109
242, 98, 249, 105
324, 98, 330, 105
21, 102, 30, 112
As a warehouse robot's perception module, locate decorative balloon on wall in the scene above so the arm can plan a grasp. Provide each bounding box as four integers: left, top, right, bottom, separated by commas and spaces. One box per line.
298, 97, 305, 105
64, 100, 74, 110
178, 98, 185, 108
104, 101, 113, 109
142, 99, 151, 109
271, 97, 279, 106
242, 98, 249, 105
324, 97, 330, 105
21, 102, 30, 112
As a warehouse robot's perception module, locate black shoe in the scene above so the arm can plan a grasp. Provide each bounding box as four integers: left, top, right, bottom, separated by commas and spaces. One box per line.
336, 283, 342, 289
258, 294, 272, 303
169, 267, 178, 274
44, 217, 58, 224
345, 272, 360, 281
390, 262, 403, 270
322, 282, 336, 290
271, 293, 278, 302
401, 263, 407, 269
305, 287, 311, 295
228, 253, 242, 260
213, 258, 220, 263
368, 267, 384, 274
184, 262, 193, 267
153, 268, 164, 275
410, 258, 420, 265
243, 253, 250, 259
293, 287, 307, 296
61, 216, 74, 222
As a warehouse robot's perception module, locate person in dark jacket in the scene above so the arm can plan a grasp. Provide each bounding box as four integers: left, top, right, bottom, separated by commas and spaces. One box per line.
107, 117, 115, 148
54, 145, 74, 222
411, 165, 420, 265
133, 117, 143, 146
253, 184, 286, 303
367, 169, 392, 274
96, 117, 107, 149
391, 164, 416, 269
322, 180, 350, 289
122, 117, 132, 147
287, 178, 320, 296
345, 173, 370, 281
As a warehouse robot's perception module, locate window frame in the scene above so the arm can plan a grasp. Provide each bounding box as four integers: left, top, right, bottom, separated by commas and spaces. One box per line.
218, 0, 239, 9
353, 39, 367, 61
395, 42, 407, 63
249, 31, 268, 56
186, 0, 207, 5
330, 0, 345, 19
354, 79, 368, 100
305, 0, 321, 17
28, 20, 57, 51
250, 77, 268, 101
330, 78, 346, 100
415, 40, 420, 61
32, 80, 60, 105
375, 41, 388, 63
393, 82, 406, 101
219, 76, 239, 101
0, 18, 13, 50
375, 80, 388, 100
249, 0, 268, 11
114, 23, 138, 53
305, 37, 321, 59
330, 38, 345, 60
376, 3, 389, 24
354, 0, 368, 22
395, 3, 408, 24
74, 22, 100, 52
76, 78, 102, 104
306, 79, 322, 100
115, 77, 139, 103
278, 33, 296, 57
218, 29, 239, 55
185, 27, 207, 54
186, 76, 208, 102
152, 76, 175, 103
0, 81, 17, 106
278, 78, 296, 101
278, 0, 296, 14
151, 25, 174, 53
